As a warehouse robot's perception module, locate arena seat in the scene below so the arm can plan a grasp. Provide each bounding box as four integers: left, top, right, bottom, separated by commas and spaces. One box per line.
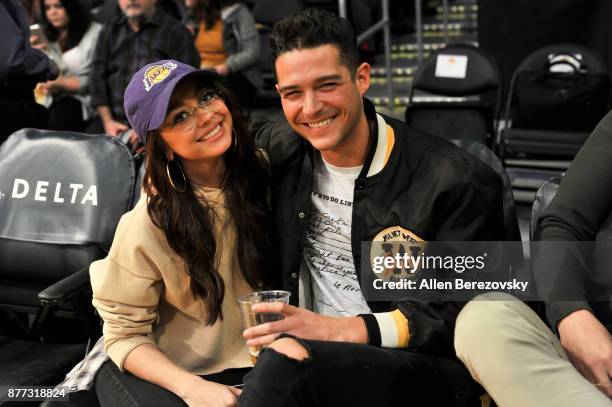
451, 139, 525, 299
500, 44, 609, 203
530, 175, 562, 241
501, 44, 609, 160
131, 159, 146, 208
450, 139, 521, 242
405, 43, 502, 146
0, 129, 136, 405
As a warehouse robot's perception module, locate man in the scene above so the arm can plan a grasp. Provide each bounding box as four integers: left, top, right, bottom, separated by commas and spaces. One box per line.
0, 0, 58, 144
455, 111, 612, 407
239, 9, 506, 406
88, 0, 198, 136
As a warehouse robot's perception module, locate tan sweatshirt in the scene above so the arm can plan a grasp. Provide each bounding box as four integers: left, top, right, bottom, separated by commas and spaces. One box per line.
90, 187, 253, 374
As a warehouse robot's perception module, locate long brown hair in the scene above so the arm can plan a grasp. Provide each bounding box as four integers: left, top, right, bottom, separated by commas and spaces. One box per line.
39, 0, 92, 52
143, 78, 271, 325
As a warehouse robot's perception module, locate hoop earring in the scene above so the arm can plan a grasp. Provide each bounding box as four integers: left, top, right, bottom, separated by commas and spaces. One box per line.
166, 159, 186, 193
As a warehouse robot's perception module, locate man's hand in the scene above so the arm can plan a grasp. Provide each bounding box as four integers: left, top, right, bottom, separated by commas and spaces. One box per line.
180, 375, 241, 407
242, 303, 368, 347
103, 119, 128, 137
558, 309, 612, 398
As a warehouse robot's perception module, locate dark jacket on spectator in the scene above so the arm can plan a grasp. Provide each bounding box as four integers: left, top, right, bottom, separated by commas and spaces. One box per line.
0, 0, 57, 100
254, 98, 506, 357
534, 110, 612, 333
89, 8, 199, 123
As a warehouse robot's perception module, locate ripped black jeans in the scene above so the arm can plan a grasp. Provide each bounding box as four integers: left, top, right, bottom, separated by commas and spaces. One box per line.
239, 335, 482, 407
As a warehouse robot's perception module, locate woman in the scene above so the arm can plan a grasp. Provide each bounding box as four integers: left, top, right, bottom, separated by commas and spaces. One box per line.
184, 0, 260, 109
91, 60, 271, 406
35, 0, 101, 131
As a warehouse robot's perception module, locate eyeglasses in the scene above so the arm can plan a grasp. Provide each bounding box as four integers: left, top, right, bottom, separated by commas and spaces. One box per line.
160, 89, 224, 132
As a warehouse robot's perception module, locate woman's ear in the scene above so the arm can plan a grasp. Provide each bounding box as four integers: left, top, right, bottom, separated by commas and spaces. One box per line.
166, 150, 174, 161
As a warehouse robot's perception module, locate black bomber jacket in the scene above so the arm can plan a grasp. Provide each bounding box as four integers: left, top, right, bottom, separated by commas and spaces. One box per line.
255, 99, 506, 357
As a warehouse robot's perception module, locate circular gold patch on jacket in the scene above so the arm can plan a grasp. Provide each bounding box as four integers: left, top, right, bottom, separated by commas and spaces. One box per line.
370, 226, 426, 281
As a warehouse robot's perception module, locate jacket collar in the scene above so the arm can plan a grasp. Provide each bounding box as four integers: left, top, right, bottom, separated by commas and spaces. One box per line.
360, 98, 395, 178
357, 98, 379, 178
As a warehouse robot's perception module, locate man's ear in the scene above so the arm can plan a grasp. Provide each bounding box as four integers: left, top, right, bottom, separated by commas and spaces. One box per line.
355, 62, 371, 97
275, 83, 281, 95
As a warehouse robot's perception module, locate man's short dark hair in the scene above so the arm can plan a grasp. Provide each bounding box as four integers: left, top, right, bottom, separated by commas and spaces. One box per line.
270, 8, 360, 77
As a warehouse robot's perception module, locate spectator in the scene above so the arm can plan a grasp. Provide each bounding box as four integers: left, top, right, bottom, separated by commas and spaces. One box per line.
0, 0, 58, 144
34, 0, 102, 131
455, 111, 612, 406
184, 0, 259, 108
91, 60, 272, 405
92, 0, 186, 25
238, 9, 506, 406
87, 0, 199, 137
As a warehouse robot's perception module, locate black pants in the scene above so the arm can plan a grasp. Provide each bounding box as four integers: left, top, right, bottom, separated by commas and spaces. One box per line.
95, 360, 250, 407
239, 336, 482, 407
47, 97, 87, 132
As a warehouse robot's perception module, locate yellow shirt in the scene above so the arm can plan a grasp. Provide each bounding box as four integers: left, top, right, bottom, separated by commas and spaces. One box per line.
90, 187, 253, 374
195, 19, 227, 68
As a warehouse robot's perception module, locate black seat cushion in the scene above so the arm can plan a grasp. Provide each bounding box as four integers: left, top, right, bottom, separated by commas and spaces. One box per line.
451, 139, 522, 241
0, 335, 85, 387
406, 104, 491, 144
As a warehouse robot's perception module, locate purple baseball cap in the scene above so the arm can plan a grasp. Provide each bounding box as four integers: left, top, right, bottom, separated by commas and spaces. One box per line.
124, 60, 219, 143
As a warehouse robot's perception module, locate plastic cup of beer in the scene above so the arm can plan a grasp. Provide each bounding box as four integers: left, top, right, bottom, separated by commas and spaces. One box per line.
237, 290, 291, 363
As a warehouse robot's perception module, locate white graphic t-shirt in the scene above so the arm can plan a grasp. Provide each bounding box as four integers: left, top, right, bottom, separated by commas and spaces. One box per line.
302, 154, 372, 317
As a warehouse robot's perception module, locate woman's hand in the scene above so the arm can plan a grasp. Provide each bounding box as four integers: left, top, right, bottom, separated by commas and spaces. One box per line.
123, 344, 242, 407
36, 76, 80, 96
30, 35, 48, 51
181, 376, 242, 407
43, 77, 63, 94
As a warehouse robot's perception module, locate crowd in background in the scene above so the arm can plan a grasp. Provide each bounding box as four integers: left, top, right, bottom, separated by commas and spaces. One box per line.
1, 0, 413, 147
1, 0, 263, 148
